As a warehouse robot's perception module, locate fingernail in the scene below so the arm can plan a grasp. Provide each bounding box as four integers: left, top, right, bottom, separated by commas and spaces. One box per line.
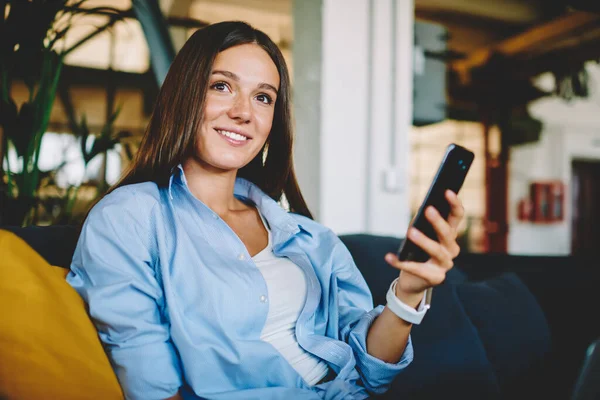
410, 228, 420, 238
385, 253, 394, 262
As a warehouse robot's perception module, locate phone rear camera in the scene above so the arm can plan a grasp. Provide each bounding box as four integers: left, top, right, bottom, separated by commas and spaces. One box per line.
462, 165, 467, 170
458, 160, 464, 165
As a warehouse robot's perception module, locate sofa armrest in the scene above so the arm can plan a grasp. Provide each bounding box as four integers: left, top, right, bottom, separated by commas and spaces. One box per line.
456, 273, 551, 399
381, 283, 501, 400
455, 252, 600, 399
0, 225, 79, 268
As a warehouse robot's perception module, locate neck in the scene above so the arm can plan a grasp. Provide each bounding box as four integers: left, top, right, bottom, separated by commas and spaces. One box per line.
181, 158, 245, 216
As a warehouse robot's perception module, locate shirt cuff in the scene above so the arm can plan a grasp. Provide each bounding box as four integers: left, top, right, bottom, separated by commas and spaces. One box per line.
347, 306, 414, 394
109, 342, 182, 400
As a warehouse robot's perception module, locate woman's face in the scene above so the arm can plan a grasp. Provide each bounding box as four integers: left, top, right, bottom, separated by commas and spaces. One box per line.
193, 43, 280, 173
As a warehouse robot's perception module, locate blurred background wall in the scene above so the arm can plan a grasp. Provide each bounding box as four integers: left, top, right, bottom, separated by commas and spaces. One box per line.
2, 0, 599, 256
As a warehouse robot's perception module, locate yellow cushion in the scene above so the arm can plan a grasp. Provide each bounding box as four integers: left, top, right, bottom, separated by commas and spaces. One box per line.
0, 230, 123, 400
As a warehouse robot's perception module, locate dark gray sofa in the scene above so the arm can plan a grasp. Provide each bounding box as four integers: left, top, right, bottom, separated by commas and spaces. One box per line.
5, 225, 596, 399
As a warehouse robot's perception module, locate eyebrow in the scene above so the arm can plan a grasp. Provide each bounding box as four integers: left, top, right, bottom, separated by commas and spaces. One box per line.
212, 70, 279, 95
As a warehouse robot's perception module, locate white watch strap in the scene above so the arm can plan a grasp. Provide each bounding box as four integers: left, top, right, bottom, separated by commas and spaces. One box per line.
385, 278, 431, 325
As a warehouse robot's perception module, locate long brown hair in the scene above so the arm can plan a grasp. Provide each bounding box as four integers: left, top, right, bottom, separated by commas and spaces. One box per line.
104, 21, 312, 218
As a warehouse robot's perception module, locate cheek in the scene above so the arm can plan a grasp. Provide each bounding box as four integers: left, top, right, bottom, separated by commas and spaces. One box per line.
199, 102, 223, 139
203, 93, 233, 119
255, 109, 275, 137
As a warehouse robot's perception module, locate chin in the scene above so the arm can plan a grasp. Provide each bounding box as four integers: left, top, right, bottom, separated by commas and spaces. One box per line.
210, 157, 252, 172
219, 163, 248, 172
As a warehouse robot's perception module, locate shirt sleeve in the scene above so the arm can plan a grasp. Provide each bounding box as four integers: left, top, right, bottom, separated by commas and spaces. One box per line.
67, 190, 182, 400
332, 239, 413, 395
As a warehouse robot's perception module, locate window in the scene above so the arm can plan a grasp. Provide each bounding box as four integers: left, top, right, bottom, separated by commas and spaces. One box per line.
4, 132, 122, 188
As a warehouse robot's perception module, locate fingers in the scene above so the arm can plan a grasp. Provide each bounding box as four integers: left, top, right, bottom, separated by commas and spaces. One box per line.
445, 190, 465, 230
425, 206, 461, 259
407, 227, 454, 269
385, 253, 446, 286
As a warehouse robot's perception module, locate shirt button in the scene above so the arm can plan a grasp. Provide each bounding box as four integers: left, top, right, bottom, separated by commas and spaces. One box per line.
238, 253, 246, 261
259, 295, 268, 303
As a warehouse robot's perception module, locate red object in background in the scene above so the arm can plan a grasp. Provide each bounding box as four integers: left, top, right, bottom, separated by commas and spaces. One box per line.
530, 182, 550, 222
518, 198, 533, 221
483, 122, 508, 253
548, 181, 565, 221
529, 181, 565, 223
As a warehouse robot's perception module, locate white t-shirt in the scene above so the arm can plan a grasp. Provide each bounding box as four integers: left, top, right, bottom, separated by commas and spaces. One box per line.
253, 215, 329, 386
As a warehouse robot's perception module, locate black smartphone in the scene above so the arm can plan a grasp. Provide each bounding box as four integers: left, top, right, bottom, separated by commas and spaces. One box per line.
397, 143, 475, 263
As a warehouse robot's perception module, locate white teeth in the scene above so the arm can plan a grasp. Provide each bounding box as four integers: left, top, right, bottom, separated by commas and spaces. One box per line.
218, 130, 247, 141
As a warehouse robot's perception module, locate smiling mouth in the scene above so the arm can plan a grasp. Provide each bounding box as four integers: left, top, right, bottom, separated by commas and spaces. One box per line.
215, 129, 250, 142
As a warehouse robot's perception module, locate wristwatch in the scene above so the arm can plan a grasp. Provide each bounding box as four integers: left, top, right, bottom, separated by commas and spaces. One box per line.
385, 278, 432, 325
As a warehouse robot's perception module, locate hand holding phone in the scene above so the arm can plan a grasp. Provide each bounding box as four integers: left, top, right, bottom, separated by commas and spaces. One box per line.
397, 143, 474, 263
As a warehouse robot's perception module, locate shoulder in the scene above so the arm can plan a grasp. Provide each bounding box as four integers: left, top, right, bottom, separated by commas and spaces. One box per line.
288, 213, 332, 235
288, 213, 347, 250
87, 182, 161, 225
287, 213, 358, 276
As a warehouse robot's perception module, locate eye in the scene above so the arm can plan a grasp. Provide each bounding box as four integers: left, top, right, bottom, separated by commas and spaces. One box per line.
210, 81, 231, 92
256, 93, 273, 105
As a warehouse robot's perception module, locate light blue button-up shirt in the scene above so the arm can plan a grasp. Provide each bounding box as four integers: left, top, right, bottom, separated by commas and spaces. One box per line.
67, 167, 413, 400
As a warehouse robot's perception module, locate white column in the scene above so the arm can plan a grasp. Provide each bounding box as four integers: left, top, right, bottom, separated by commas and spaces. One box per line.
292, 0, 323, 219
293, 0, 414, 236
367, 0, 414, 236
320, 0, 370, 233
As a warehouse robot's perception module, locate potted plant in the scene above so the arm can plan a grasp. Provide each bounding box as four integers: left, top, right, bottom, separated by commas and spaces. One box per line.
37, 106, 134, 226
0, 0, 122, 226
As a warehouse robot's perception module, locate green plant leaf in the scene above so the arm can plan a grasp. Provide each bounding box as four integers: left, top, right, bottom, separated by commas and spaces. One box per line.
0, 0, 8, 59
123, 142, 134, 161
76, 114, 95, 165
28, 52, 63, 197
4, 0, 66, 82
1, 0, 129, 225
0, 97, 18, 138
12, 101, 36, 157
62, 10, 125, 56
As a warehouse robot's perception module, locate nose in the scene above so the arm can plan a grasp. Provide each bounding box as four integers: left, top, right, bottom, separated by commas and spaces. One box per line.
227, 94, 252, 123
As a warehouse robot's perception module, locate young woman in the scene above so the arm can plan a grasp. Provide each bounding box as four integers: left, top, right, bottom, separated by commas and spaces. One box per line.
68, 21, 464, 400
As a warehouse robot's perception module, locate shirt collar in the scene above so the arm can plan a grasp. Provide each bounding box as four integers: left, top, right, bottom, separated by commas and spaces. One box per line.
168, 164, 303, 239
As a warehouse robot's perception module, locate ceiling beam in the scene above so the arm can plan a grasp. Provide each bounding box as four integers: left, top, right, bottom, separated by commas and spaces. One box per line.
415, 10, 523, 55
59, 65, 159, 115
518, 39, 600, 78
416, 9, 525, 32
192, 0, 290, 16
415, 0, 544, 25
64, 6, 208, 29
451, 11, 600, 84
